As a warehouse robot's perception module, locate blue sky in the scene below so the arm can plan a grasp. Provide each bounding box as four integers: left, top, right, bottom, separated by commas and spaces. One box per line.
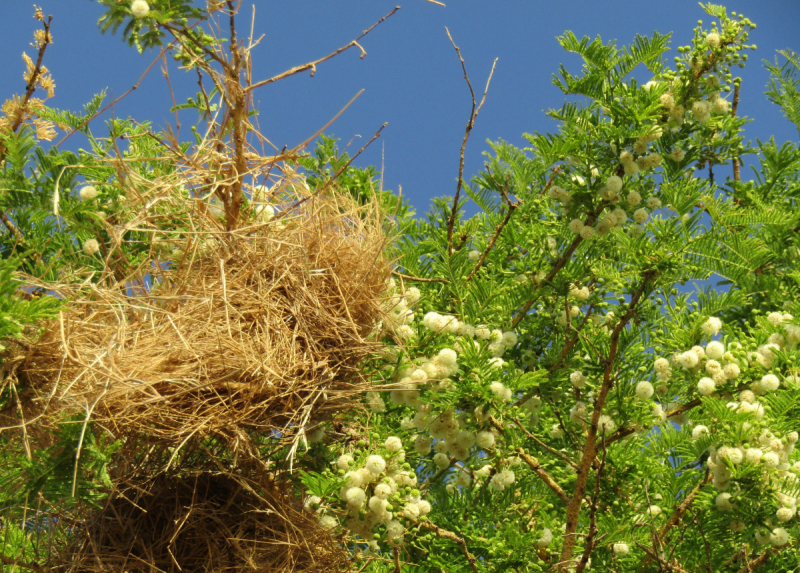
1, 1, 798, 211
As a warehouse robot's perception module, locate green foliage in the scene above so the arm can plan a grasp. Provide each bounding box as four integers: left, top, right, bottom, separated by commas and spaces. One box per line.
96, 0, 208, 53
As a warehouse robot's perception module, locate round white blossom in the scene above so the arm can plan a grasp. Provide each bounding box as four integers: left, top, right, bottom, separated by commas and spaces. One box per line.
83, 239, 100, 256
713, 98, 730, 114
706, 32, 721, 48
633, 208, 649, 224
502, 331, 518, 347
691, 425, 708, 440
384, 436, 403, 453
79, 185, 98, 201
723, 363, 741, 380
579, 226, 596, 241
626, 191, 642, 206
777, 507, 795, 522
345, 487, 366, 509
605, 175, 624, 192
697, 377, 715, 396
365, 454, 386, 475
569, 219, 585, 234
761, 374, 780, 392
613, 542, 629, 556
130, 0, 150, 18
433, 452, 450, 469
476, 431, 496, 450
319, 515, 338, 530
669, 148, 686, 162
715, 492, 733, 511
468, 249, 481, 262
635, 381, 654, 400
677, 351, 699, 369
597, 414, 616, 434
374, 483, 392, 500
771, 527, 790, 547
536, 528, 553, 548
570, 370, 587, 388
705, 341, 724, 360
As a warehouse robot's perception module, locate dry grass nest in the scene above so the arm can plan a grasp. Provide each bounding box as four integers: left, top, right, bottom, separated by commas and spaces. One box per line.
50, 470, 349, 573
9, 188, 390, 456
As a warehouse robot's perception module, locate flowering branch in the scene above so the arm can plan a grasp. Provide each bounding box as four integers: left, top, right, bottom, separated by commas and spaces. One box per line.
558, 270, 657, 570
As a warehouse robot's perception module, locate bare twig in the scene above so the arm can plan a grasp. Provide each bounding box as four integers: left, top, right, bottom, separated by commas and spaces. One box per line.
291, 123, 388, 211
0, 12, 53, 160
247, 6, 400, 92
444, 26, 498, 255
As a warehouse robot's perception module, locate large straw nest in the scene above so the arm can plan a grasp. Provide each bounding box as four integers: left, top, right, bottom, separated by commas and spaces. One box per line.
50, 470, 349, 572
12, 185, 389, 456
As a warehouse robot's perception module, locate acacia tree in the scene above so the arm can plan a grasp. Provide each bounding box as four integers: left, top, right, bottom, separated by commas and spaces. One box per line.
1, 2, 799, 572
306, 4, 800, 572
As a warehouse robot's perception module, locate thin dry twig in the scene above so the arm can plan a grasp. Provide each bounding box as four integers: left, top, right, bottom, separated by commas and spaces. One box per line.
444, 27, 498, 255
247, 6, 400, 92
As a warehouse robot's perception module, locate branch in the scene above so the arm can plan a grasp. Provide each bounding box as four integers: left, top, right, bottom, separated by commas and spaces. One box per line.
418, 520, 479, 573
732, 80, 742, 184
488, 416, 570, 504
511, 204, 603, 329
0, 211, 25, 245
392, 271, 449, 284
444, 26, 497, 255
465, 173, 520, 282
246, 6, 400, 92
291, 122, 387, 211
557, 271, 657, 570
510, 417, 579, 470
737, 549, 773, 573
575, 431, 608, 573
0, 554, 46, 573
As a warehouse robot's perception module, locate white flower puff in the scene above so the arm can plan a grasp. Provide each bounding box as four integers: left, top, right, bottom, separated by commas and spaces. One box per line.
131, 0, 150, 18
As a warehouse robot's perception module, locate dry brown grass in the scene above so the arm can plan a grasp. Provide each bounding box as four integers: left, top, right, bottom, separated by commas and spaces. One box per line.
51, 470, 348, 573
0, 174, 388, 572
12, 182, 388, 462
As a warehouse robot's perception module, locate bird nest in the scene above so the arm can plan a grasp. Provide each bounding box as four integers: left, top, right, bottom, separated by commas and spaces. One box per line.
50, 470, 348, 573
10, 186, 389, 458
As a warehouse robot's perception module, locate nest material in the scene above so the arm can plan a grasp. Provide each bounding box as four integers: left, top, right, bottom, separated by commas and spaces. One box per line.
14, 191, 388, 454
51, 471, 348, 573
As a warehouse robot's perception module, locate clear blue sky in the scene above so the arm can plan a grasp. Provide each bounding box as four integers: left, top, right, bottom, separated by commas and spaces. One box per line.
1, 1, 798, 211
